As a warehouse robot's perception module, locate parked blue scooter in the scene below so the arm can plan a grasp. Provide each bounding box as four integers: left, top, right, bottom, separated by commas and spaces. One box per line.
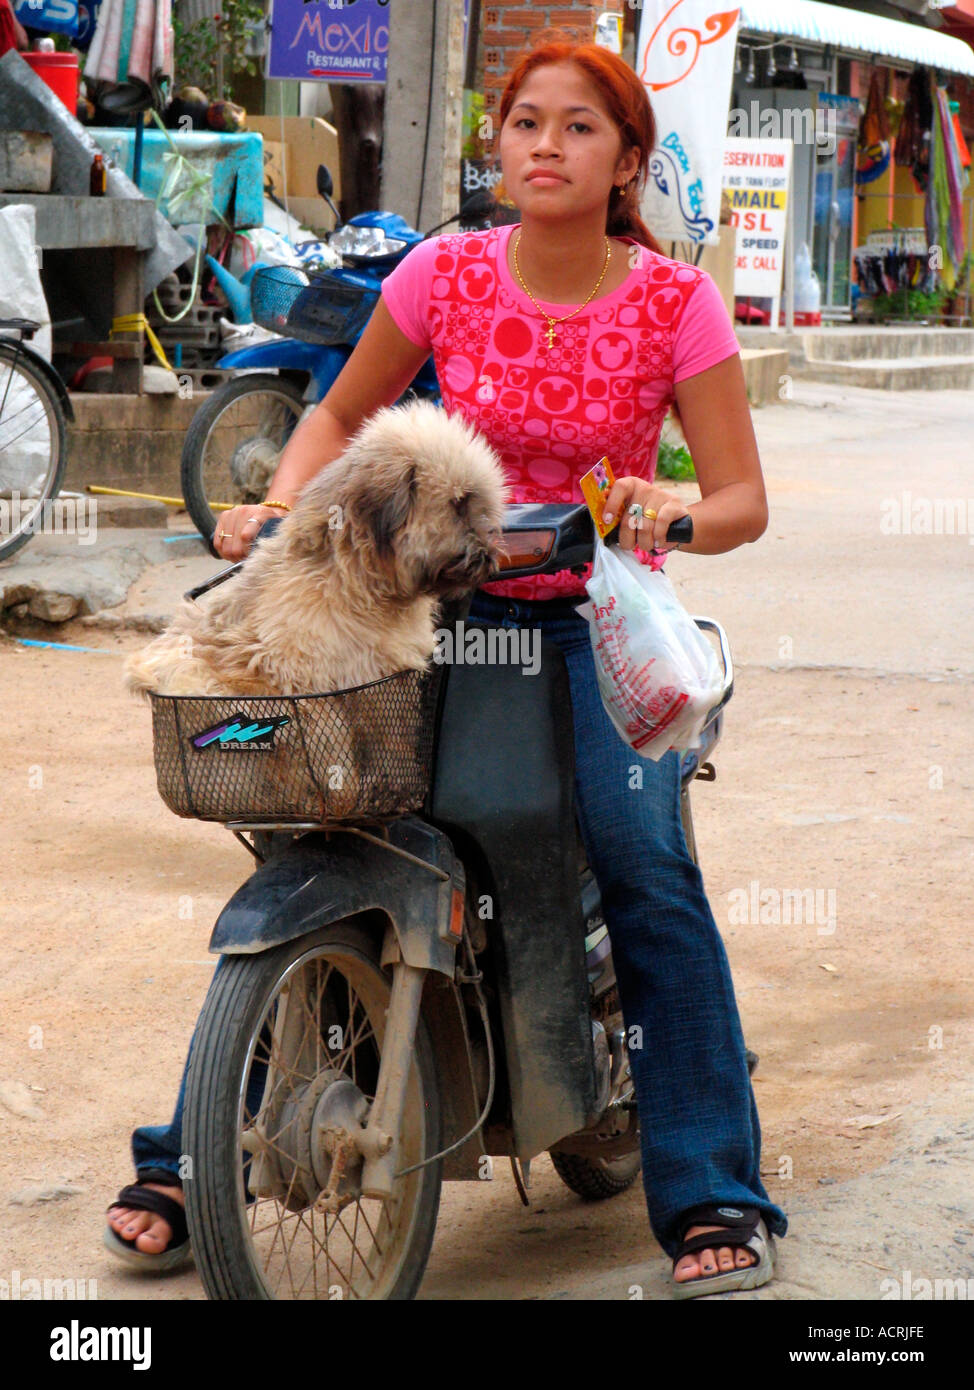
180, 167, 493, 547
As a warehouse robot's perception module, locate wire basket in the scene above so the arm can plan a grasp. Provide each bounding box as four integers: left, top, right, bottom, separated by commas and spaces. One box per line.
149, 668, 440, 825
250, 266, 379, 346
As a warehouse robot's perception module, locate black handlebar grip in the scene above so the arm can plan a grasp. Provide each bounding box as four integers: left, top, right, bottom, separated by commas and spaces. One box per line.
666, 514, 693, 545
255, 512, 286, 543
604, 512, 693, 548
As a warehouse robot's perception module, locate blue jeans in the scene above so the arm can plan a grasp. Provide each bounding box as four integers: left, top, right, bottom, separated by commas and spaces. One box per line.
133, 588, 787, 1257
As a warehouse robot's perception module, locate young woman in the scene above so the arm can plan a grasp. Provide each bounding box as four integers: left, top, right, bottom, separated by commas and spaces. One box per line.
108, 32, 787, 1297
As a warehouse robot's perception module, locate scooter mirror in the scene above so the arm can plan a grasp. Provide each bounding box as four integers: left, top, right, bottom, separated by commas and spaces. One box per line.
316, 164, 334, 199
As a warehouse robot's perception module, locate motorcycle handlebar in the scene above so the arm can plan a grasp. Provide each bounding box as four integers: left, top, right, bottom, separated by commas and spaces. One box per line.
185, 504, 692, 604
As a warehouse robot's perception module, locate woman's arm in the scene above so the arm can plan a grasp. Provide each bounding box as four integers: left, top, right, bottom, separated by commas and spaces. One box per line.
214, 298, 430, 560
604, 353, 768, 554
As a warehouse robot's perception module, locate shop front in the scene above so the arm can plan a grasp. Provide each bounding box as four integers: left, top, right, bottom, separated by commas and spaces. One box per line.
729, 0, 974, 323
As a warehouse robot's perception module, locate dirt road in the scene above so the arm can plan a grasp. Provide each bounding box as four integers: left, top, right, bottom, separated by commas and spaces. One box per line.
1, 380, 972, 1300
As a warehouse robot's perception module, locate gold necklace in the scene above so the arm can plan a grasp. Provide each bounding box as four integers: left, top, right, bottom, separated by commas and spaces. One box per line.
512, 231, 611, 350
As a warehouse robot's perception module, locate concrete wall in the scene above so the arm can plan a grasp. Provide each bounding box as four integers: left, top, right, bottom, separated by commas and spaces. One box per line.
65, 394, 206, 501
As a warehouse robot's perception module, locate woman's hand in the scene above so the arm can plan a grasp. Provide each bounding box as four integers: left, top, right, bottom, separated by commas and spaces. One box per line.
602, 477, 690, 553
212, 504, 287, 562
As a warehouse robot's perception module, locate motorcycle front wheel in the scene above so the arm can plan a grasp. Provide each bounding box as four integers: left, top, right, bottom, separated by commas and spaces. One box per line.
180, 373, 309, 550
183, 922, 442, 1300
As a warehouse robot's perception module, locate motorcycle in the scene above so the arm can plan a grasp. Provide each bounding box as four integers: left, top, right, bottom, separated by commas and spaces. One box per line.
157, 504, 736, 1300
180, 167, 493, 548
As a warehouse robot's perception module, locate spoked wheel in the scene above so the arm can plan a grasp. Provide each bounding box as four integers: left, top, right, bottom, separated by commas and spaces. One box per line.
183, 922, 442, 1300
180, 373, 309, 549
0, 340, 67, 561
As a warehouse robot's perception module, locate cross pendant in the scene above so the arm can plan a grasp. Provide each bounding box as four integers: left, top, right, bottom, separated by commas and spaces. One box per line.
545, 324, 556, 350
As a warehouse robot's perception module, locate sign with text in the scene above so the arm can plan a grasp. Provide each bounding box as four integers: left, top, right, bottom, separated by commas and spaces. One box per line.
722, 137, 793, 300
267, 0, 390, 84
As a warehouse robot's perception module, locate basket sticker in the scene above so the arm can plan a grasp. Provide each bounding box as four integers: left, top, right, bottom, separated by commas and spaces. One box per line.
190, 714, 291, 752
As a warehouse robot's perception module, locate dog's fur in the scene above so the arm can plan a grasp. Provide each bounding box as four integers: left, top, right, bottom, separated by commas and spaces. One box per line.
125, 400, 508, 698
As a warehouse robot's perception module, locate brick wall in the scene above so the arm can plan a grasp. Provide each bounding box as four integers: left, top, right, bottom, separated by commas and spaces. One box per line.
481, 1, 626, 121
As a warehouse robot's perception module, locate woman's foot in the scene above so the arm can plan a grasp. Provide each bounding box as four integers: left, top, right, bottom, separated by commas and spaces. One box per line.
106, 1181, 185, 1255
670, 1206, 774, 1298
673, 1225, 758, 1284
104, 1172, 191, 1271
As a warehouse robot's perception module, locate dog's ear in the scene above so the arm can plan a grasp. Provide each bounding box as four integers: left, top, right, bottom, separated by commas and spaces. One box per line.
366, 463, 418, 558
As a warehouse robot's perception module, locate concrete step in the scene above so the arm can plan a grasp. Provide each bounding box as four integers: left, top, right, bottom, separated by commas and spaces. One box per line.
798, 355, 974, 391
736, 325, 974, 367
803, 327, 974, 363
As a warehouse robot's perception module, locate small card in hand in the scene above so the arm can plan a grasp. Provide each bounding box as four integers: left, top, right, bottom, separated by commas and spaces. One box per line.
580, 456, 617, 539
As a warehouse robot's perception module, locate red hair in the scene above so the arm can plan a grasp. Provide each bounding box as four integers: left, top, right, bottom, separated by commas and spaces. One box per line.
498, 29, 665, 256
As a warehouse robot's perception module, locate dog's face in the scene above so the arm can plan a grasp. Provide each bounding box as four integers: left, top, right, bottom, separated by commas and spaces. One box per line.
290, 401, 508, 602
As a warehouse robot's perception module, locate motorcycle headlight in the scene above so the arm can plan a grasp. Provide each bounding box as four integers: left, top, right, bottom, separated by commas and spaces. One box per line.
328, 225, 408, 258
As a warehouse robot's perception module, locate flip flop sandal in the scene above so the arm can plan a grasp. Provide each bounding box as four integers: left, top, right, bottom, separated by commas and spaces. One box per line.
103, 1169, 192, 1273
670, 1203, 775, 1300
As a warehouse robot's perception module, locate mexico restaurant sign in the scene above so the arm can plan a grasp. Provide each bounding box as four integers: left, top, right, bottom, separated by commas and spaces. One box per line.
267, 0, 390, 84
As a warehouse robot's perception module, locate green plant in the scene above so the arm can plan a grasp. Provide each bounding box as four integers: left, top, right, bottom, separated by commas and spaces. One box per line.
462, 90, 487, 161
173, 0, 266, 99
656, 438, 695, 481
872, 284, 948, 320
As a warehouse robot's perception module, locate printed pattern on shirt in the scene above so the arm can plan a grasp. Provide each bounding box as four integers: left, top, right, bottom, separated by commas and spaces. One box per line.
398, 225, 707, 598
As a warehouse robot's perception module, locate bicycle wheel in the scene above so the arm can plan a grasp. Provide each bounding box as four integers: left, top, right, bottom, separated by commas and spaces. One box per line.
183, 922, 442, 1300
181, 374, 308, 548
0, 340, 67, 562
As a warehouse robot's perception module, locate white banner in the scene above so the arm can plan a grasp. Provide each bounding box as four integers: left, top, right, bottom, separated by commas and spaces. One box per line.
635, 2, 740, 246
722, 137, 792, 299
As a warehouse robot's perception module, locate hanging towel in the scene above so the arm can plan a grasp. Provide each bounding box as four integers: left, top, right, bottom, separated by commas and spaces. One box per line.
85, 0, 172, 109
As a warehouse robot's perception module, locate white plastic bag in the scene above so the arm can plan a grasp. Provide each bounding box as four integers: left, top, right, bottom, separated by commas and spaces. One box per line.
577, 542, 724, 761
0, 204, 52, 361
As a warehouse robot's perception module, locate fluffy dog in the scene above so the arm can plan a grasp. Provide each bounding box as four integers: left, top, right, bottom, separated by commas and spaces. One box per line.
125, 399, 508, 699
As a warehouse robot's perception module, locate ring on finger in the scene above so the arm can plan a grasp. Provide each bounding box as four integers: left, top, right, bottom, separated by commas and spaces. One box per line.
644, 507, 658, 521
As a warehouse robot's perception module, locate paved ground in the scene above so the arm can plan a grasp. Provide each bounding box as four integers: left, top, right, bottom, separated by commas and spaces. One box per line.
1, 378, 972, 1302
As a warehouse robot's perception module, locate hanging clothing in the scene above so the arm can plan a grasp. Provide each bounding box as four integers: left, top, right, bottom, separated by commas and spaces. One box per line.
927, 85, 966, 291
950, 105, 971, 178
857, 69, 891, 186
0, 0, 20, 57
895, 65, 934, 192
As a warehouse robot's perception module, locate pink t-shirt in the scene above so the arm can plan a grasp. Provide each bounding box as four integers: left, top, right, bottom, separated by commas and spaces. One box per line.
381, 222, 740, 599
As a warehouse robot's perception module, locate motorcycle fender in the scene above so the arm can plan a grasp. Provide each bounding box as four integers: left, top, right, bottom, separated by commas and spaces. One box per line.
217, 339, 350, 399
208, 819, 461, 979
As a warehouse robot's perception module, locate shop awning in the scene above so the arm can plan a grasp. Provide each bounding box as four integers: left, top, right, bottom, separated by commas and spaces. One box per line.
739, 0, 974, 77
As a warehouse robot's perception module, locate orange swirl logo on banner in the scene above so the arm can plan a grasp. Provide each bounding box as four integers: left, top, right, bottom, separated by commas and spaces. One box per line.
639, 1, 740, 93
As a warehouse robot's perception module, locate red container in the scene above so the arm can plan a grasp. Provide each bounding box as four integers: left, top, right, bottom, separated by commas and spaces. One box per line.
22, 52, 80, 113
